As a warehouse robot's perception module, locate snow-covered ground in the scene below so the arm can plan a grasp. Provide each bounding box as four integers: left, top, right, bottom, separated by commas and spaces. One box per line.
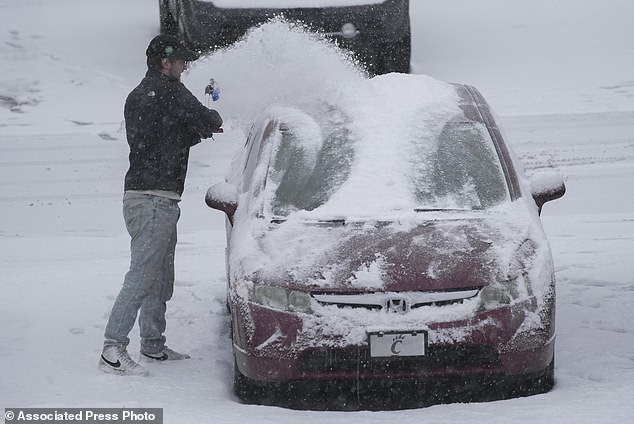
1, 0, 633, 422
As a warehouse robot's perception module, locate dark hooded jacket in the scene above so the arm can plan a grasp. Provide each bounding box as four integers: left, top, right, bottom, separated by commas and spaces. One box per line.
124, 69, 223, 195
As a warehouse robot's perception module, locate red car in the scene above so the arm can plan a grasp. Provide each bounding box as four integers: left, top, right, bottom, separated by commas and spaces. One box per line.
206, 75, 565, 409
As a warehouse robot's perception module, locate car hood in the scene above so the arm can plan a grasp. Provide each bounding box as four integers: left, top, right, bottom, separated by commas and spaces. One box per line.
233, 213, 535, 293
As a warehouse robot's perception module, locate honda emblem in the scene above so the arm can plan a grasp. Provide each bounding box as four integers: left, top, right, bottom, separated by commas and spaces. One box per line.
386, 298, 408, 314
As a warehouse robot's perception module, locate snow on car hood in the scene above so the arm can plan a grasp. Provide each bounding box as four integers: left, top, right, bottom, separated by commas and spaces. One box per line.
230, 200, 557, 347
206, 0, 386, 8
254, 216, 500, 291
230, 202, 552, 297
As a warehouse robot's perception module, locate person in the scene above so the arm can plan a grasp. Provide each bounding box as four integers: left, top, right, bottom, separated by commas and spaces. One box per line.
98, 35, 223, 376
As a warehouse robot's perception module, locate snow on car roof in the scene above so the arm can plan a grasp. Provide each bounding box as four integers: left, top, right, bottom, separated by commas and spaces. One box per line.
188, 19, 511, 220
259, 73, 510, 219
310, 73, 462, 218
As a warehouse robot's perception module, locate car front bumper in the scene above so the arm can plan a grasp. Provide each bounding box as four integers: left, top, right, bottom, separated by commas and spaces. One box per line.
232, 295, 556, 383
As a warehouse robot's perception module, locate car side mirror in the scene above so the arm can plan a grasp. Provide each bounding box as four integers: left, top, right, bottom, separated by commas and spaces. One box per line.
529, 170, 566, 215
205, 182, 238, 224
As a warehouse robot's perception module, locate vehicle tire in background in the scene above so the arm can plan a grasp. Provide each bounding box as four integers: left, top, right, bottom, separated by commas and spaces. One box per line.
378, 31, 411, 74
159, 0, 178, 36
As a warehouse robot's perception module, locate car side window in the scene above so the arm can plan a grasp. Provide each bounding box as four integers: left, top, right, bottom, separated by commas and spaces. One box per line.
242, 120, 276, 192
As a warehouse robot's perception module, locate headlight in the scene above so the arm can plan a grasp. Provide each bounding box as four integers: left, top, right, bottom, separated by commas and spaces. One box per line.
250, 283, 313, 313
478, 274, 530, 311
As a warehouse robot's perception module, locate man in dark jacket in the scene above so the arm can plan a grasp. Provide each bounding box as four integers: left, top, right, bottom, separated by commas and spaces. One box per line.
99, 35, 223, 376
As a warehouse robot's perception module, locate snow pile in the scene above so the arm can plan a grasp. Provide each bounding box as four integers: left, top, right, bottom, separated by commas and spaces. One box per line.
186, 18, 366, 131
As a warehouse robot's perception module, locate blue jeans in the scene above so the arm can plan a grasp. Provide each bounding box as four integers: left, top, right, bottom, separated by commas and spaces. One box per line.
104, 192, 180, 355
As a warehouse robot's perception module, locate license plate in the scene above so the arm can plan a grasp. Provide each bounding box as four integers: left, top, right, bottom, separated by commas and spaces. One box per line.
369, 330, 427, 358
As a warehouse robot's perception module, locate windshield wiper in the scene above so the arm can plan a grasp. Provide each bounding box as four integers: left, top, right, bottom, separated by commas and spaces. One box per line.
318, 218, 346, 226
414, 207, 483, 212
270, 218, 347, 225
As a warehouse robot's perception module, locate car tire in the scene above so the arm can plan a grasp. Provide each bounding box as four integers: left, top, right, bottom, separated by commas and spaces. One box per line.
233, 359, 280, 404
506, 354, 555, 398
532, 354, 555, 393
159, 0, 178, 36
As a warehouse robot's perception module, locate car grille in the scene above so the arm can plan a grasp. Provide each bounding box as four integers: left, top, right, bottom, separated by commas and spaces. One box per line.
313, 289, 480, 313
298, 345, 500, 374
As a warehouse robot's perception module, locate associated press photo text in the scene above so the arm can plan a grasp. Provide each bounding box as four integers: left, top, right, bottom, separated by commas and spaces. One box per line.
4, 408, 162, 424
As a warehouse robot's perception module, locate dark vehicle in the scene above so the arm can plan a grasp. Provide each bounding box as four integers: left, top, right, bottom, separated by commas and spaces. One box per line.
159, 0, 411, 75
205, 74, 565, 409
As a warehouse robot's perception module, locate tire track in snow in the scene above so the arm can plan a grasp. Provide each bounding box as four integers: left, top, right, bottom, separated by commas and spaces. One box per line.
502, 111, 634, 171
0, 132, 127, 202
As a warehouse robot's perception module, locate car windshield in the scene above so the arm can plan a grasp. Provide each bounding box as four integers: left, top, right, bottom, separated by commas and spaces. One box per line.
268, 109, 355, 217
410, 119, 509, 210
265, 98, 510, 218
